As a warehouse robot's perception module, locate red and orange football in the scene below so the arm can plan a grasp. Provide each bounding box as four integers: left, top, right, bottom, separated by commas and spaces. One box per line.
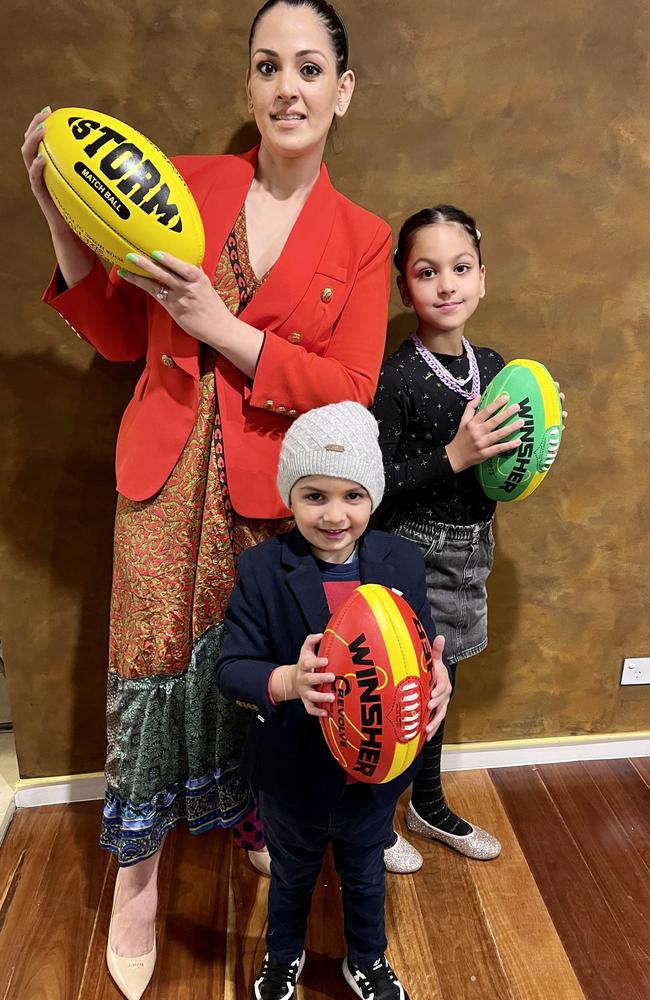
318, 584, 434, 784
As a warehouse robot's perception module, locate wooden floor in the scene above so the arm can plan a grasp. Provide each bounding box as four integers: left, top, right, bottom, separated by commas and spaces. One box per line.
1, 761, 648, 999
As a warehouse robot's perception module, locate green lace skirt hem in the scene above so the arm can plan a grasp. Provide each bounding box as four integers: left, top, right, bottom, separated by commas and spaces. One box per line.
100, 622, 253, 865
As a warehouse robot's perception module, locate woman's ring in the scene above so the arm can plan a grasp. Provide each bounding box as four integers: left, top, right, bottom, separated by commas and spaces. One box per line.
156, 285, 169, 302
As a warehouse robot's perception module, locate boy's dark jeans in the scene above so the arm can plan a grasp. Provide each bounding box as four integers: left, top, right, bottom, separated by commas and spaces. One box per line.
259, 783, 397, 967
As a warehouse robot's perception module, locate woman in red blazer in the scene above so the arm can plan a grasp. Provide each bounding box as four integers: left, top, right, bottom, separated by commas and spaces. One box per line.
22, 1, 391, 995
41, 145, 390, 515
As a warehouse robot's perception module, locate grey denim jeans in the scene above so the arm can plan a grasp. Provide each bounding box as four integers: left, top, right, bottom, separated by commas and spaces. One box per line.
389, 514, 495, 665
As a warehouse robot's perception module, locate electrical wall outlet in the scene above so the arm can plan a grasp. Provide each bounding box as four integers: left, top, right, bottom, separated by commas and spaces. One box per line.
620, 658, 650, 686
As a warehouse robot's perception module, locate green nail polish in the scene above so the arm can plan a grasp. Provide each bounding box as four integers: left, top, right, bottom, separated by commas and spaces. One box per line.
36, 123, 45, 131
117, 268, 128, 278
40, 105, 51, 114
152, 250, 165, 261
36, 151, 43, 159
125, 252, 138, 263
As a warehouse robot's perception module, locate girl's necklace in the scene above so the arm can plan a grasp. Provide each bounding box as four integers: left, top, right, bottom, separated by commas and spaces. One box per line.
411, 333, 480, 400
448, 366, 473, 387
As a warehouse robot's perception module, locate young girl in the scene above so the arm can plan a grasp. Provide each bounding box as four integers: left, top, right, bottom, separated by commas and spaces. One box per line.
373, 205, 567, 868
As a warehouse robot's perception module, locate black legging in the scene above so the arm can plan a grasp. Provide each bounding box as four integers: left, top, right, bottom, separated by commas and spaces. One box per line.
387, 663, 473, 846
410, 662, 473, 835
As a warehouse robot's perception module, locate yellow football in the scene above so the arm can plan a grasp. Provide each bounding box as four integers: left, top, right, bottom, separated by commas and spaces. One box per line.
40, 108, 205, 277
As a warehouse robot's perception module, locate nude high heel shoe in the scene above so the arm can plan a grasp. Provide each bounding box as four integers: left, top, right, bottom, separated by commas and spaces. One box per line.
106, 875, 157, 1000
247, 846, 272, 876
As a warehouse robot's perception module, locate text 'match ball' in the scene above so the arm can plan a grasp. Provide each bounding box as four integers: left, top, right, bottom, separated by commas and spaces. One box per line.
319, 584, 433, 784
476, 359, 563, 503
40, 108, 205, 277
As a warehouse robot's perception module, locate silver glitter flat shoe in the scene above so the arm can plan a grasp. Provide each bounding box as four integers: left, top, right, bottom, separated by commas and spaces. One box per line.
384, 831, 423, 873
406, 802, 502, 860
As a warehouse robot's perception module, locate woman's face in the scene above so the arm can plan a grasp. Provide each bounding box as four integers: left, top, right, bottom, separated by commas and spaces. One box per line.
247, 3, 354, 160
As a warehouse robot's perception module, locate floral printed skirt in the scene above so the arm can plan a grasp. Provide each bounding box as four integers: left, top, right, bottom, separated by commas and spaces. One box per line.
101, 365, 291, 865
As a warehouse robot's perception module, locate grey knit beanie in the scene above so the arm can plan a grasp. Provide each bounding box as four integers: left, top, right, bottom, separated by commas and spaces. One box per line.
277, 402, 385, 511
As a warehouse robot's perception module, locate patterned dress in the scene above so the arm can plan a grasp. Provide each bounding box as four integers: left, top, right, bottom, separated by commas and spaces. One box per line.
101, 207, 292, 865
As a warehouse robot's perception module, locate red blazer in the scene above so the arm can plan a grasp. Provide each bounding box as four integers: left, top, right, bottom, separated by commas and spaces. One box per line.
43, 147, 392, 517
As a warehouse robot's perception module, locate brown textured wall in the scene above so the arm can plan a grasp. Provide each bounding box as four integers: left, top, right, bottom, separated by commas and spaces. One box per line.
2, 0, 648, 777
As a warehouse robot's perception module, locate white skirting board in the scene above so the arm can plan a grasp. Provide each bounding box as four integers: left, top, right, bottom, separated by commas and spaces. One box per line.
15, 772, 106, 809
441, 732, 650, 771
13, 732, 650, 809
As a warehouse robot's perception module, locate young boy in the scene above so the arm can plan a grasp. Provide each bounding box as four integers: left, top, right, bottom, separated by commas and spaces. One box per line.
216, 401, 451, 1000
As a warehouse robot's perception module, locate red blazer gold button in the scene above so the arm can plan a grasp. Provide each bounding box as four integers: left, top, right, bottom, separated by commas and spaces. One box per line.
288, 409, 297, 418
264, 400, 274, 409
321, 287, 333, 303
276, 405, 287, 414
161, 354, 175, 368
288, 332, 301, 344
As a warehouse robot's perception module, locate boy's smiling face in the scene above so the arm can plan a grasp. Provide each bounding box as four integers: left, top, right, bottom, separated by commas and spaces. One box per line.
290, 476, 372, 564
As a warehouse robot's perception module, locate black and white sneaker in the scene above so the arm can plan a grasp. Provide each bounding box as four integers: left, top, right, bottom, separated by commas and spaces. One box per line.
251, 950, 305, 999
343, 954, 410, 999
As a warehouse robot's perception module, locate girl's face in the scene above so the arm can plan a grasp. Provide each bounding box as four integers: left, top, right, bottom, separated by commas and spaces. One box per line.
398, 223, 486, 336
247, 3, 354, 161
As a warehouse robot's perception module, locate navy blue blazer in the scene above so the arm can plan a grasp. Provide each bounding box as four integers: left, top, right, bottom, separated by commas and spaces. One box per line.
216, 527, 440, 812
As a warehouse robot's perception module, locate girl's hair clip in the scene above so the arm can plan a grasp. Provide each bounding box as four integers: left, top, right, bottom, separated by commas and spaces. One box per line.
475, 227, 482, 241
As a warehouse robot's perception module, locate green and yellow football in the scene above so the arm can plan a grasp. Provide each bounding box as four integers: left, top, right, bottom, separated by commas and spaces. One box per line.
475, 359, 563, 502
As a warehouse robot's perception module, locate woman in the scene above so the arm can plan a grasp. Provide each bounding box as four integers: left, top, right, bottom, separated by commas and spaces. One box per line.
21, 2, 391, 997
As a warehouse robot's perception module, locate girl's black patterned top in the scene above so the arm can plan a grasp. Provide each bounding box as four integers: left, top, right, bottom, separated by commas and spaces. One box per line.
372, 339, 505, 526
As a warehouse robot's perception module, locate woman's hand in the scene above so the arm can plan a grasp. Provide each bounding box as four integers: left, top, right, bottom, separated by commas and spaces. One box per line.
119, 250, 266, 376
21, 106, 95, 286
275, 633, 336, 718
117, 250, 231, 346
21, 107, 69, 235
445, 394, 523, 473
425, 635, 452, 740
